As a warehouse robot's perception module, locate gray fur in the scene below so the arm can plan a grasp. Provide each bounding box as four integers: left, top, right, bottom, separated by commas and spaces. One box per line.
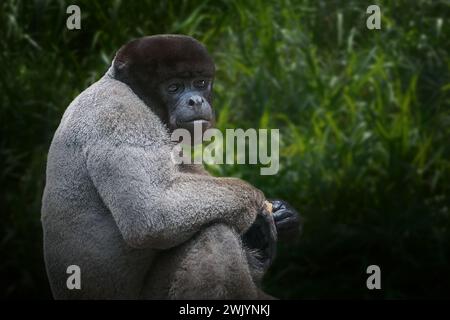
41, 66, 269, 299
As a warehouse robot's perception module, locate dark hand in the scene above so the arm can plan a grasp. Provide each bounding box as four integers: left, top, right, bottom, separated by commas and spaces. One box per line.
270, 200, 302, 240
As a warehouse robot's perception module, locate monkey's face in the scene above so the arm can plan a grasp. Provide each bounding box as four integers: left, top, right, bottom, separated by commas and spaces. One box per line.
159, 75, 214, 135
113, 35, 216, 135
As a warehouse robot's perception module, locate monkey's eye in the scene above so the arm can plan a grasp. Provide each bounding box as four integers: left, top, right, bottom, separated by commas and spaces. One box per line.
193, 79, 208, 89
167, 83, 182, 93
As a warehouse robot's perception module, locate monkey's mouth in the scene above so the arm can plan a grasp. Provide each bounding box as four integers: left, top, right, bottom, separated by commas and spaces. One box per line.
177, 119, 212, 131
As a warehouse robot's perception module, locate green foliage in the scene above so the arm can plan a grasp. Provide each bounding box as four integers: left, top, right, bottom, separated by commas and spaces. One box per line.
0, 0, 449, 298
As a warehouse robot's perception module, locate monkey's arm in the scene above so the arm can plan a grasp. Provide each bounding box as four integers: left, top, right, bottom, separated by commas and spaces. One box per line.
86, 142, 265, 250
242, 209, 277, 283
241, 200, 302, 283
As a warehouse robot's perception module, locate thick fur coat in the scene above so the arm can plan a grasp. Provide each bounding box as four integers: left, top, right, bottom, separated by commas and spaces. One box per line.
41, 65, 268, 299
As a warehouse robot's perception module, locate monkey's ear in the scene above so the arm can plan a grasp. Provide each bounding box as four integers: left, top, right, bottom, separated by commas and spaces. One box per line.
113, 39, 141, 73
112, 56, 128, 72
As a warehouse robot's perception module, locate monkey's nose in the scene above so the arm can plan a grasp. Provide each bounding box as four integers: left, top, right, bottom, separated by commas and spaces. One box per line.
188, 96, 204, 107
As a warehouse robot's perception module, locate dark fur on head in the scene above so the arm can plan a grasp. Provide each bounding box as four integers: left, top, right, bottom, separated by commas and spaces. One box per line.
112, 34, 215, 126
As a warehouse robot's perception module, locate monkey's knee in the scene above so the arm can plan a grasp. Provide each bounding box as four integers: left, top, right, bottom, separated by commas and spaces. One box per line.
148, 223, 258, 299
171, 223, 258, 299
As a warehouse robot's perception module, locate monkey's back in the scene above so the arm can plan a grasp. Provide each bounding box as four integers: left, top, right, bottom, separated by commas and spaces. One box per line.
41, 74, 158, 299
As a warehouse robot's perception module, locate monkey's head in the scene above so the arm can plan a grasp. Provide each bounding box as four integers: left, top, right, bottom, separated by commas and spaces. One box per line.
113, 35, 215, 135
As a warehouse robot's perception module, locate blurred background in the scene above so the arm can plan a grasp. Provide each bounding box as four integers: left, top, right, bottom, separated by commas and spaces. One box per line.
1, 0, 449, 299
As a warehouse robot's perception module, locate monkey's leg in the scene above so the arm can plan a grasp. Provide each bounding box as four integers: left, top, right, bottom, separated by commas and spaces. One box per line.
142, 223, 260, 299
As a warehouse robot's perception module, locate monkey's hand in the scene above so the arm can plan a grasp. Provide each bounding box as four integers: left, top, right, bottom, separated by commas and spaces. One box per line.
270, 200, 302, 241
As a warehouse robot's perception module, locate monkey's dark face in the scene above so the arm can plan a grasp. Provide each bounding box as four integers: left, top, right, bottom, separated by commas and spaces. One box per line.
113, 35, 216, 136
159, 75, 214, 134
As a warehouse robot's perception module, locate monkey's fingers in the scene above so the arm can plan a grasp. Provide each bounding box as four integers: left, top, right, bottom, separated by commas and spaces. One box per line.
264, 200, 273, 214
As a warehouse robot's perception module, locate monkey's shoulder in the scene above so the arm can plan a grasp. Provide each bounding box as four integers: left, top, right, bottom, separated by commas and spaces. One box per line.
55, 74, 169, 148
